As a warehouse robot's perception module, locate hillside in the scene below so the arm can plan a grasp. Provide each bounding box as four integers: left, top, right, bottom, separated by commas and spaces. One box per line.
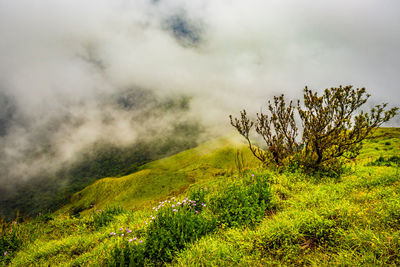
61, 137, 260, 216
1, 128, 399, 266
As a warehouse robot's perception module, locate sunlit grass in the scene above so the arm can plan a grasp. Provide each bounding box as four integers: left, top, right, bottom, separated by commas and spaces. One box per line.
2, 128, 399, 266
58, 137, 258, 216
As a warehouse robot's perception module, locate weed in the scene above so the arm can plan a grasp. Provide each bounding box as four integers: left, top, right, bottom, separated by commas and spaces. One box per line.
0, 221, 22, 265
188, 187, 208, 213
109, 239, 147, 267
297, 215, 339, 247
92, 207, 124, 230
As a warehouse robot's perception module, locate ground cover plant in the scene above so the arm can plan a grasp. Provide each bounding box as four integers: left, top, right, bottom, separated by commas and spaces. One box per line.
108, 177, 272, 266
0, 128, 399, 266
209, 174, 272, 227
0, 221, 22, 266
92, 207, 125, 230
109, 194, 217, 265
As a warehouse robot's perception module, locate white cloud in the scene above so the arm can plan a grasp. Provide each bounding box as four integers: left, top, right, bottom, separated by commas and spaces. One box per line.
0, 0, 399, 186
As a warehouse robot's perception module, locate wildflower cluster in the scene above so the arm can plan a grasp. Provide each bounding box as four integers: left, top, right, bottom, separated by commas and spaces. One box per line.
109, 227, 142, 244
152, 197, 205, 212
147, 196, 206, 223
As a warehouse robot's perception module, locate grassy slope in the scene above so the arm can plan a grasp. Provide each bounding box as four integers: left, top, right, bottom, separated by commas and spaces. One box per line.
59, 137, 259, 215
3, 128, 400, 266
173, 128, 400, 266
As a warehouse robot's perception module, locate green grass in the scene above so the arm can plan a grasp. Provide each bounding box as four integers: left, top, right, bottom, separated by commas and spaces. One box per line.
59, 137, 260, 216
2, 128, 399, 266
171, 128, 400, 266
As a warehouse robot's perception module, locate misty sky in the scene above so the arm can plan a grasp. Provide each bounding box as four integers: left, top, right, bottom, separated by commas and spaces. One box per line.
0, 0, 400, 187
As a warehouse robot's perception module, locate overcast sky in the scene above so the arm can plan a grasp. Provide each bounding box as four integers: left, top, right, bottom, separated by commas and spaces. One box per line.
1, 0, 399, 113
0, 0, 399, 187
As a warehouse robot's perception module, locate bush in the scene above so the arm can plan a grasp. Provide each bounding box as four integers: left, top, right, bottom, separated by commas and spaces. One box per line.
230, 86, 398, 174
109, 197, 216, 266
210, 174, 272, 227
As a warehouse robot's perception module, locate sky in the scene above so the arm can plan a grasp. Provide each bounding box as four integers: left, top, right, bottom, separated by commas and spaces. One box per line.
0, 0, 399, 188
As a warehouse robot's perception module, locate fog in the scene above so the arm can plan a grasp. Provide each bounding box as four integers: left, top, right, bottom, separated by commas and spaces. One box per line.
0, 0, 399, 200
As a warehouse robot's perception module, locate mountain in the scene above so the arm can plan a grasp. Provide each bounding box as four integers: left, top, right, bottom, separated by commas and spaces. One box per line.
0, 88, 203, 220
1, 128, 399, 266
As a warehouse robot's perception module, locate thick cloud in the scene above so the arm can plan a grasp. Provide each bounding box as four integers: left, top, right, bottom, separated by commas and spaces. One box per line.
0, 0, 399, 190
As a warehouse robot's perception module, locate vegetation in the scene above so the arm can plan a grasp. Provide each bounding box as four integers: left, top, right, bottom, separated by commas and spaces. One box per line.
110, 178, 272, 266
56, 137, 257, 216
0, 222, 22, 266
230, 86, 398, 173
367, 156, 400, 167
92, 207, 125, 230
209, 175, 272, 227
0, 127, 399, 266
